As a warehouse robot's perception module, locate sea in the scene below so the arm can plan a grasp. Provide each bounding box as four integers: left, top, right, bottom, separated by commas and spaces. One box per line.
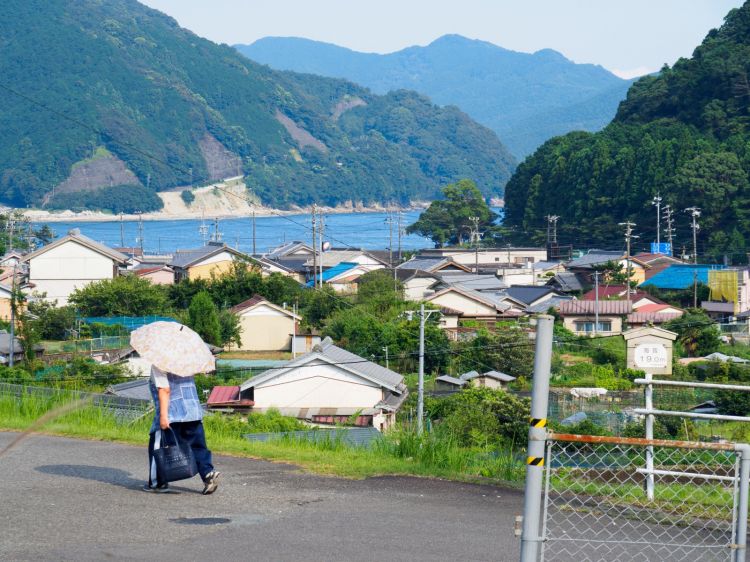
32, 210, 430, 255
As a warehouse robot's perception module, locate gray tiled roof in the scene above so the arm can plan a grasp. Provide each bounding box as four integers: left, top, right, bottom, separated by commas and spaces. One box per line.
437, 273, 507, 292
461, 370, 515, 382
170, 243, 252, 269
106, 378, 152, 401
503, 286, 555, 305
397, 257, 449, 271
266, 241, 313, 259
550, 272, 585, 292
459, 370, 480, 381
241, 337, 404, 392
436, 375, 467, 386
526, 295, 574, 313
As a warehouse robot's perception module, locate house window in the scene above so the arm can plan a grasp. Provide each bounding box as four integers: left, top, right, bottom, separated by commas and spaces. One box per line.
575, 321, 612, 333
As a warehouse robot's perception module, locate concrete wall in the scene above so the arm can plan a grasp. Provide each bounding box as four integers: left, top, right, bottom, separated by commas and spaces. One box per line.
253, 360, 383, 409
28, 240, 118, 304
404, 277, 437, 301
237, 305, 295, 351
0, 297, 11, 321
139, 269, 174, 285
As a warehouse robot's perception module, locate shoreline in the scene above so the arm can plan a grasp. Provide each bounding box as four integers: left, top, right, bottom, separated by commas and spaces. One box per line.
18, 202, 430, 224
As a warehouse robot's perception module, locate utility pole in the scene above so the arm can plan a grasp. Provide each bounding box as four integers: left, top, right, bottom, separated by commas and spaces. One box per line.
136, 212, 144, 253
520, 315, 555, 562
470, 216, 480, 274
311, 205, 317, 288
652, 194, 662, 248
405, 304, 440, 435
619, 221, 638, 312
9, 263, 16, 368
382, 346, 389, 370
663, 205, 675, 255
397, 211, 403, 266
319, 213, 325, 288
594, 271, 601, 336
546, 215, 559, 245
7, 215, 15, 252
252, 210, 256, 255
119, 213, 125, 248
685, 207, 701, 264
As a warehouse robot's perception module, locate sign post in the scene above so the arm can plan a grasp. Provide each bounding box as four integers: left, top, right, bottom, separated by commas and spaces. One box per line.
624, 326, 678, 500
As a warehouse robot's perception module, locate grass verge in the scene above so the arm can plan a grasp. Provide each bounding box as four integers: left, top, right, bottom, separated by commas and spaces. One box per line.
0, 393, 525, 486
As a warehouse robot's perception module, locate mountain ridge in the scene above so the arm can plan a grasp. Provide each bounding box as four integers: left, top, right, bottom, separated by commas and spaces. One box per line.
0, 0, 515, 212
236, 34, 632, 158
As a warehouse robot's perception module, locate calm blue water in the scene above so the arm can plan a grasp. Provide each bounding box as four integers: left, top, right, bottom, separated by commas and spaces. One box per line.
33, 210, 429, 254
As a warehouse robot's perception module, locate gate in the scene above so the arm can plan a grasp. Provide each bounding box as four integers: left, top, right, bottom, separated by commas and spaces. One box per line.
541, 433, 750, 562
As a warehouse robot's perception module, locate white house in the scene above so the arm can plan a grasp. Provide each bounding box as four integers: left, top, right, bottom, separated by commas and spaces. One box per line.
22, 230, 129, 305
230, 295, 300, 351
239, 337, 407, 431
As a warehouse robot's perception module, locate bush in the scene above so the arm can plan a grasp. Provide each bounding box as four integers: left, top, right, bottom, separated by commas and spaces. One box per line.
49, 184, 164, 214
181, 190, 195, 206
246, 408, 308, 433
69, 275, 168, 316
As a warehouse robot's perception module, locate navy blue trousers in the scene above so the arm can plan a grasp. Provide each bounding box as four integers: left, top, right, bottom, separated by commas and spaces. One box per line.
148, 420, 214, 487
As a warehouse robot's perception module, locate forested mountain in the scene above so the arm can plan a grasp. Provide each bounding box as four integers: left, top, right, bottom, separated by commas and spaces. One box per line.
504, 2, 750, 260
236, 35, 632, 158
0, 0, 515, 212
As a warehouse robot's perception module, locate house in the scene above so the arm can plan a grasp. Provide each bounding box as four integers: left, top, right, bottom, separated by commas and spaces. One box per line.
256, 257, 306, 283
435, 375, 468, 391
230, 295, 301, 352
582, 286, 666, 310
704, 268, 750, 316
105, 379, 152, 401
436, 272, 507, 293
134, 265, 175, 285
0, 330, 42, 364
547, 271, 587, 294
565, 251, 650, 285
416, 247, 548, 266
206, 385, 254, 410
627, 310, 683, 328
397, 270, 442, 301
557, 300, 632, 336
303, 249, 388, 271
634, 253, 684, 280
503, 286, 560, 310
170, 242, 262, 281
292, 332, 322, 355
307, 262, 379, 293
396, 256, 472, 274
265, 241, 315, 260
460, 369, 516, 389
239, 337, 407, 431
424, 286, 524, 321
0, 250, 25, 269
640, 264, 726, 291
22, 229, 129, 305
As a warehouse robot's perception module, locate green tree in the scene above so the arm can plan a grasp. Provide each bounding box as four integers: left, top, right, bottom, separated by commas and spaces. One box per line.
180, 190, 195, 206
26, 300, 76, 340
456, 326, 534, 378
356, 269, 403, 315
406, 179, 496, 247
218, 308, 241, 348
664, 310, 720, 357
69, 275, 168, 316
187, 291, 222, 346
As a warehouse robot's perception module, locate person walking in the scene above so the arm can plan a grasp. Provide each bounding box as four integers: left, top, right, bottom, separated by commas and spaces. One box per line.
145, 365, 220, 494
129, 321, 220, 495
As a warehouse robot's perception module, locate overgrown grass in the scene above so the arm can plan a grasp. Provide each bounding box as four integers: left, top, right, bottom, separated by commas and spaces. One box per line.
0, 393, 525, 485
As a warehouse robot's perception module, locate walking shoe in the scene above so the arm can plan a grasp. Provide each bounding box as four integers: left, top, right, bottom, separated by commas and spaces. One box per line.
202, 471, 221, 495
142, 483, 174, 493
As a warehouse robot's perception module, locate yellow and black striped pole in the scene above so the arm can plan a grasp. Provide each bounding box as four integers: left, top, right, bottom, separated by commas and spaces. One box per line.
520, 315, 554, 562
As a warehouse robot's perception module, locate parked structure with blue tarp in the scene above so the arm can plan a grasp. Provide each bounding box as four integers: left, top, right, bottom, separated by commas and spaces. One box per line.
640, 264, 726, 290
305, 262, 358, 287
79, 316, 178, 332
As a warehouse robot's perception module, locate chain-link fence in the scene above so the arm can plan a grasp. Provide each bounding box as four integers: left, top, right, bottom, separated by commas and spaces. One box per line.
540, 433, 749, 562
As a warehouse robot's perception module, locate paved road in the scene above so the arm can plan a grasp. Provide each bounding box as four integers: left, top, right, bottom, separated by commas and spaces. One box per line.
0, 433, 523, 561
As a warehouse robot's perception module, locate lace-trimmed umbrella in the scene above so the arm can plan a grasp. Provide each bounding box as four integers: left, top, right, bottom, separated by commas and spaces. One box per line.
130, 321, 215, 377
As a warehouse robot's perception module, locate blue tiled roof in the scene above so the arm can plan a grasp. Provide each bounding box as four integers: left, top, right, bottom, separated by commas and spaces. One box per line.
305, 262, 358, 287
641, 264, 726, 290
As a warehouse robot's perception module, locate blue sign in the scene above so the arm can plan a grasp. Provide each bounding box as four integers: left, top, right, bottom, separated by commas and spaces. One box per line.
650, 242, 672, 256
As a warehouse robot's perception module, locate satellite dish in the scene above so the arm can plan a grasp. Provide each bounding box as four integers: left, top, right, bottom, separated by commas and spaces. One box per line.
322, 241, 331, 252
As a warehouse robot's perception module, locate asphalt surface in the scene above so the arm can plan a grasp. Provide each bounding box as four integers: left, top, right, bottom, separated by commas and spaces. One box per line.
0, 432, 523, 561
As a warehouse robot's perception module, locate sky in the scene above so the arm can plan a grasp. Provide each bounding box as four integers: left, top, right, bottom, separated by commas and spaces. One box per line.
140, 0, 743, 79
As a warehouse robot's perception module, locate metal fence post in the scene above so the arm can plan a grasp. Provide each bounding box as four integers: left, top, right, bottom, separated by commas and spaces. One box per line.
735, 444, 749, 562
520, 314, 554, 562
644, 372, 655, 501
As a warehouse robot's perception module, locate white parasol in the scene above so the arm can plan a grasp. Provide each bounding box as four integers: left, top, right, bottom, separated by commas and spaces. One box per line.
130, 321, 215, 377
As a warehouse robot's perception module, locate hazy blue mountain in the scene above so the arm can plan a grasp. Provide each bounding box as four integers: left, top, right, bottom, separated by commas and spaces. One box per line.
236, 35, 633, 158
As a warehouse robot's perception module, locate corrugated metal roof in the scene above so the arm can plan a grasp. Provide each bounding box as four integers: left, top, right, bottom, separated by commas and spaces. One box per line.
266, 241, 313, 259
702, 301, 735, 313
565, 251, 623, 269
106, 378, 152, 401
641, 264, 726, 290
207, 385, 241, 405
627, 312, 683, 324
436, 375, 467, 386
558, 300, 631, 315
305, 262, 358, 287
526, 295, 574, 313
397, 257, 449, 271
551, 272, 584, 292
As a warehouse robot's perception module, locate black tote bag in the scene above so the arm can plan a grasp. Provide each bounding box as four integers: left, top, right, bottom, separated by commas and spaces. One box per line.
153, 428, 199, 483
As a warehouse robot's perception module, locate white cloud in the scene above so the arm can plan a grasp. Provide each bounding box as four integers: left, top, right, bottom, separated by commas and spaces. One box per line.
610, 66, 656, 79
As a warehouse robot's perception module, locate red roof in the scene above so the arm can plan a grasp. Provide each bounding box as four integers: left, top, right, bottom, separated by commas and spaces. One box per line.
558, 300, 632, 315
135, 266, 170, 276
229, 294, 267, 314
627, 312, 683, 324
636, 303, 683, 314
207, 386, 242, 405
